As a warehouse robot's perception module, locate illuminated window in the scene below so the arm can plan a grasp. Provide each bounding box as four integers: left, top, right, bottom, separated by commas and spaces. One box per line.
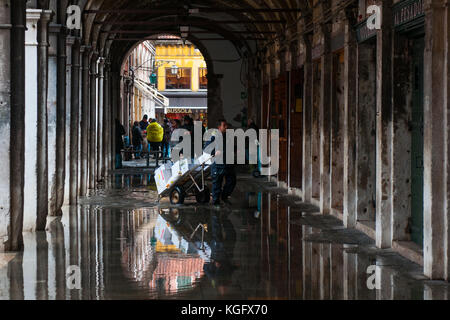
165, 67, 191, 90
199, 68, 208, 90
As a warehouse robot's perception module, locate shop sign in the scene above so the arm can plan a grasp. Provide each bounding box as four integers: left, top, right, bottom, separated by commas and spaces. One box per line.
356, 19, 377, 43
356, 0, 424, 43
394, 0, 424, 28
166, 108, 193, 114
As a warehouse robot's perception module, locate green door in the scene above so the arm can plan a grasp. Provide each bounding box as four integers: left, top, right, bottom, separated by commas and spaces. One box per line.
411, 37, 424, 246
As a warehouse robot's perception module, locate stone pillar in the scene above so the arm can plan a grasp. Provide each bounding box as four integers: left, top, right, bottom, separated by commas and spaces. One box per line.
302, 35, 313, 202
102, 62, 110, 177
311, 53, 321, 200
64, 36, 74, 205
2, 0, 27, 251
55, 23, 67, 215
97, 57, 104, 181
89, 53, 98, 189
356, 43, 377, 224
343, 14, 358, 228
288, 42, 299, 190
69, 39, 80, 205
320, 23, 332, 214
375, 0, 393, 248
330, 52, 345, 213
79, 46, 91, 197
111, 71, 120, 169
23, 9, 44, 231
423, 0, 448, 280
36, 10, 53, 231
391, 32, 412, 242
207, 74, 225, 128
47, 23, 58, 216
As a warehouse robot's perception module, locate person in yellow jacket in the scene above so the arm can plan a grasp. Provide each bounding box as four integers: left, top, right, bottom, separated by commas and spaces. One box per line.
146, 119, 164, 154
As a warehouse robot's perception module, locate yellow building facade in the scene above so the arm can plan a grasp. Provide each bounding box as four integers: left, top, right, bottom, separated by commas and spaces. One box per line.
155, 41, 207, 92
154, 40, 208, 123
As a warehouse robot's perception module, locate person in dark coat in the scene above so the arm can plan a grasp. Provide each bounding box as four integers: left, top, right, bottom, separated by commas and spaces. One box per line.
139, 114, 149, 132
132, 121, 143, 159
162, 118, 172, 158
205, 119, 237, 206
115, 118, 126, 169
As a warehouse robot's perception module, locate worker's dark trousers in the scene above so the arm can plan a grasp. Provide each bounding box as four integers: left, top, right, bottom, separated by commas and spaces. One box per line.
211, 164, 236, 202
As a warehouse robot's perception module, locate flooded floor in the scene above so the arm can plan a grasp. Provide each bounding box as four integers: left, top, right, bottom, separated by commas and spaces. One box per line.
1, 173, 450, 300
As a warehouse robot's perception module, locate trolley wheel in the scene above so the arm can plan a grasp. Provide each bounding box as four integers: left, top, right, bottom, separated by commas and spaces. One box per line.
252, 169, 261, 178
170, 187, 185, 205
195, 186, 211, 204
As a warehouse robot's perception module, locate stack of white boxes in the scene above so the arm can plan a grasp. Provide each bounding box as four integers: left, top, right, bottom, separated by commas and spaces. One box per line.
154, 153, 213, 195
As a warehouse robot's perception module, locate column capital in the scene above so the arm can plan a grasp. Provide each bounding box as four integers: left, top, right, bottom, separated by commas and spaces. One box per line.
40, 10, 53, 23
80, 45, 92, 54
66, 35, 76, 46
49, 23, 66, 34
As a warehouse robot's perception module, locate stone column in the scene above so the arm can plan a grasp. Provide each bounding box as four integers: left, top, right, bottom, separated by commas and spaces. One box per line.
423, 0, 448, 280
320, 23, 332, 215
207, 74, 225, 128
69, 39, 80, 205
97, 57, 104, 181
391, 31, 412, 242
375, 0, 393, 248
79, 46, 91, 197
55, 23, 67, 215
356, 43, 377, 224
343, 14, 358, 228
2, 0, 27, 251
302, 34, 313, 202
111, 71, 120, 169
89, 52, 98, 189
288, 42, 299, 190
36, 10, 53, 231
64, 36, 74, 205
23, 9, 44, 231
100, 61, 110, 177
47, 23, 58, 216
102, 62, 110, 177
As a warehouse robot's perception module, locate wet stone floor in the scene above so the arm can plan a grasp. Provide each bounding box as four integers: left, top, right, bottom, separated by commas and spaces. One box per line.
1, 172, 450, 300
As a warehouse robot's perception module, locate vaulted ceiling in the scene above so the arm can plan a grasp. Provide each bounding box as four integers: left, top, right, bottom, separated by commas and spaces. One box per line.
73, 0, 313, 67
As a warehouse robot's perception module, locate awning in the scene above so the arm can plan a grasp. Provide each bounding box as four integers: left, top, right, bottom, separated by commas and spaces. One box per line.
134, 79, 170, 108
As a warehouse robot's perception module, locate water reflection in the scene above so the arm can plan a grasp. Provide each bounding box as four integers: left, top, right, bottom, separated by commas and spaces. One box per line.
1, 177, 450, 300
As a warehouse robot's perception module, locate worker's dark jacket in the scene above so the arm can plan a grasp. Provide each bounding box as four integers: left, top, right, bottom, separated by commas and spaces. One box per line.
132, 125, 143, 146
205, 132, 231, 167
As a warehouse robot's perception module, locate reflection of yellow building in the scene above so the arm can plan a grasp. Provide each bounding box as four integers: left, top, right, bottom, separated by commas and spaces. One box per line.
154, 40, 208, 122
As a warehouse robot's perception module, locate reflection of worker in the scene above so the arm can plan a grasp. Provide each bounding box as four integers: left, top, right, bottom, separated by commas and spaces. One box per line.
203, 212, 236, 295
146, 119, 164, 154
206, 119, 237, 206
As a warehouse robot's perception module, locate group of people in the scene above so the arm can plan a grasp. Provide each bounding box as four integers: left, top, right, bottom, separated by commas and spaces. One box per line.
117, 115, 261, 207
131, 115, 171, 159
131, 114, 203, 160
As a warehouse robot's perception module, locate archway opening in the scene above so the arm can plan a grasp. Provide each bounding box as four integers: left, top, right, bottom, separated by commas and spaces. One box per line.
119, 36, 210, 165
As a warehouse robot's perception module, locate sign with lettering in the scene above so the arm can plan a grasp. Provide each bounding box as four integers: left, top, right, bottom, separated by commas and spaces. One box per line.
166, 108, 193, 114
356, 0, 424, 43
394, 0, 424, 28
356, 20, 377, 43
